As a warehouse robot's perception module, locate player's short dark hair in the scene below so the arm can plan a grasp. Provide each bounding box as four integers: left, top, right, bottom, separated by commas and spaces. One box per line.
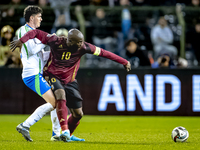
23, 5, 43, 22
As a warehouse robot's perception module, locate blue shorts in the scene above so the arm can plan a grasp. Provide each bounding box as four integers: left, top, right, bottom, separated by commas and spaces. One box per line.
23, 73, 51, 97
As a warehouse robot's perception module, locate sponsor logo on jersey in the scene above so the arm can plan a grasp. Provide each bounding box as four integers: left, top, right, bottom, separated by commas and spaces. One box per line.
59, 45, 63, 48
60, 118, 65, 123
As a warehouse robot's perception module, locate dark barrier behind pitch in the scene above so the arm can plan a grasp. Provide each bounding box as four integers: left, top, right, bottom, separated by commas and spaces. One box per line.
0, 68, 200, 116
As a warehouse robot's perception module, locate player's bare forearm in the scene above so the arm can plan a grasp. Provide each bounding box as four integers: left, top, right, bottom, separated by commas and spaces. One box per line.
9, 39, 22, 52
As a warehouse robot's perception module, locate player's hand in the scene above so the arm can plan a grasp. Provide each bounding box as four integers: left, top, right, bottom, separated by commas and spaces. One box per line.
9, 39, 22, 52
124, 61, 131, 72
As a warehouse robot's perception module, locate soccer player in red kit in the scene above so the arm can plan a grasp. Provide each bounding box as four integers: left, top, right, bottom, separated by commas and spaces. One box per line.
10, 28, 131, 142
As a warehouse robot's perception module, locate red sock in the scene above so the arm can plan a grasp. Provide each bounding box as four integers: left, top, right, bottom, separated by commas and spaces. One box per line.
56, 99, 68, 131
68, 114, 81, 135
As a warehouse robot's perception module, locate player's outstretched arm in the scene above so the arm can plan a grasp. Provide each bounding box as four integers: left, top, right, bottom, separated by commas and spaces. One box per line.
94, 47, 131, 72
10, 39, 22, 52
19, 29, 50, 44
10, 29, 57, 53
85, 42, 132, 72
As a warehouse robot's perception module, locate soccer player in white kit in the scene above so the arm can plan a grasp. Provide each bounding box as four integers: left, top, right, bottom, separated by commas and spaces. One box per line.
15, 5, 56, 142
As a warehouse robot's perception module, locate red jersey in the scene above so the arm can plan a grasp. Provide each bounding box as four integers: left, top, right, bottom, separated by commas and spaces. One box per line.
20, 29, 128, 84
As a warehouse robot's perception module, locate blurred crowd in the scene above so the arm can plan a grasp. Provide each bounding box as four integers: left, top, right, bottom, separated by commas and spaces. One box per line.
0, 25, 21, 68
0, 0, 199, 6
0, 0, 200, 69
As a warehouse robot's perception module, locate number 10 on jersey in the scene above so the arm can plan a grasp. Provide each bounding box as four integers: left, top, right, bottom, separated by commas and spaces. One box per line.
61, 52, 71, 60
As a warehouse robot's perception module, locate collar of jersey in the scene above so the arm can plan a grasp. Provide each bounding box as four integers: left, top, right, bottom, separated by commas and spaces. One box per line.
25, 24, 34, 30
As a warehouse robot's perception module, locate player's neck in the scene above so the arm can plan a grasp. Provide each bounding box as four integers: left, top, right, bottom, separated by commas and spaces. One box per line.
26, 22, 36, 29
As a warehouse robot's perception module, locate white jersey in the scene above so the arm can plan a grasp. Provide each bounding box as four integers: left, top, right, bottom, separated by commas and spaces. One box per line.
18, 24, 47, 78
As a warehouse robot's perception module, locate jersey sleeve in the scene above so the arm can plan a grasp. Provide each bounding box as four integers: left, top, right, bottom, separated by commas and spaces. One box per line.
84, 42, 128, 65
20, 29, 59, 45
18, 27, 46, 56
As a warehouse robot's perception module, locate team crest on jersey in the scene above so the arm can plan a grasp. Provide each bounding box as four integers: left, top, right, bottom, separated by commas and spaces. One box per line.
59, 45, 63, 48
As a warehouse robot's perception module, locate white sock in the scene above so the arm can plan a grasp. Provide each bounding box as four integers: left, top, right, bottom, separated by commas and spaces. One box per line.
51, 109, 61, 136
23, 103, 54, 128
62, 129, 70, 134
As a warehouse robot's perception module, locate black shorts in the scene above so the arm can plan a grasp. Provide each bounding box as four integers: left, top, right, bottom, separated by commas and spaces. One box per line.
48, 77, 83, 109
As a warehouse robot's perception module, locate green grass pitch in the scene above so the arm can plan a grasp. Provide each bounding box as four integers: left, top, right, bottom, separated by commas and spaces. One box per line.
0, 115, 199, 150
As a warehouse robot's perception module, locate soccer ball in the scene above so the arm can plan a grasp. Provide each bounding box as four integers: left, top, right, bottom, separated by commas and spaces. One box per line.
171, 126, 189, 142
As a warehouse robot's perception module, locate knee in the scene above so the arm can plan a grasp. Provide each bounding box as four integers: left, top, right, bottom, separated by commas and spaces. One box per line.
54, 89, 65, 100
73, 110, 83, 118
51, 102, 56, 108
